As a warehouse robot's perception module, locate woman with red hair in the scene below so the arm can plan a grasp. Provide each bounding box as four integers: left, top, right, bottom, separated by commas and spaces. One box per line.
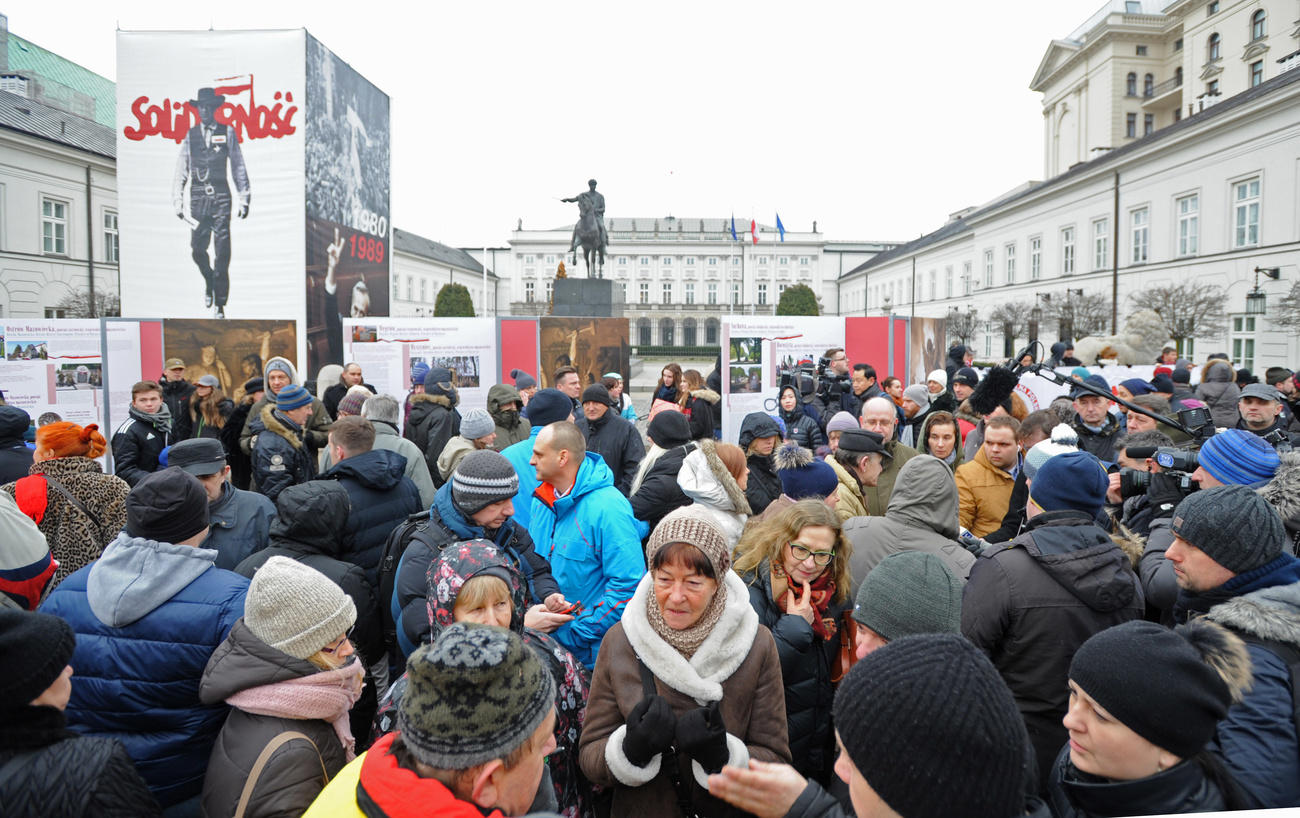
2, 422, 129, 595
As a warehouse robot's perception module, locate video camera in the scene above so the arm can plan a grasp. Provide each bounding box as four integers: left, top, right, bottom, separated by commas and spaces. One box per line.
1118, 446, 1200, 499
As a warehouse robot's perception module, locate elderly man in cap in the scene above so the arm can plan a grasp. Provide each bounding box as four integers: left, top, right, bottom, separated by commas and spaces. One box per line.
1070, 374, 1122, 463
829, 428, 890, 522
41, 468, 249, 812
964, 450, 1143, 791
1162, 484, 1300, 809
857, 397, 919, 517
575, 383, 644, 496
1237, 382, 1300, 449
169, 437, 273, 570
248, 383, 318, 502
1139, 428, 1281, 621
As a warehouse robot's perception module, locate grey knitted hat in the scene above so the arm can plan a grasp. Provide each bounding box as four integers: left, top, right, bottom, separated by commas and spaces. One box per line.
245, 556, 357, 660
1171, 484, 1286, 574
853, 551, 961, 641
452, 449, 520, 517
903, 384, 930, 407
399, 622, 555, 770
460, 408, 495, 441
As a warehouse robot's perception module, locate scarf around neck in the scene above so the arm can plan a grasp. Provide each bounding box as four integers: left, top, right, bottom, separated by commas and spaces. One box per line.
645, 569, 727, 659
225, 658, 365, 760
130, 403, 172, 436
770, 560, 838, 641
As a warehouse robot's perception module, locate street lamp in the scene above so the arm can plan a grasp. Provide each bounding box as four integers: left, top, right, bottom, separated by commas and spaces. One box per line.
1246, 266, 1281, 315
881, 293, 893, 316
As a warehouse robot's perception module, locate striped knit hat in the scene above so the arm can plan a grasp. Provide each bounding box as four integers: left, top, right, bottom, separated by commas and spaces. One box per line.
452, 449, 519, 517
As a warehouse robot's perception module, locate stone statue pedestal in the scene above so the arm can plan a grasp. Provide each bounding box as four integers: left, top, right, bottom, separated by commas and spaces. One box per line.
553, 278, 623, 317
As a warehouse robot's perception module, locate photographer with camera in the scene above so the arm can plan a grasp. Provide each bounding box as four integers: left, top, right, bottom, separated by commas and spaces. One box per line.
808, 348, 856, 429
1138, 428, 1281, 623
1236, 383, 1299, 451
1107, 430, 1174, 537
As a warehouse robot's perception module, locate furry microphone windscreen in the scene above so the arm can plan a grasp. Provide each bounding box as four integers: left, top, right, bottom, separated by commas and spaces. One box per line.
969, 366, 1020, 416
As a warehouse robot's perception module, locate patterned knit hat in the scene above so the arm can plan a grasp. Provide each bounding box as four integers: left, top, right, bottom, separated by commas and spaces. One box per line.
0, 608, 75, 709
1022, 424, 1079, 481
646, 504, 732, 577
460, 409, 495, 441
452, 449, 519, 517
399, 622, 554, 770
245, 556, 357, 660
1198, 428, 1280, 486
336, 387, 370, 417
834, 634, 1030, 818
410, 361, 430, 387
1171, 484, 1286, 574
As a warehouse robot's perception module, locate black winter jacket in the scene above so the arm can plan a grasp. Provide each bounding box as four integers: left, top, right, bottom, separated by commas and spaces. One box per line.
741, 562, 851, 782
110, 409, 171, 487
223, 400, 255, 490
576, 410, 645, 496
159, 377, 194, 422
1072, 412, 1123, 464
739, 413, 785, 516
403, 393, 460, 484
962, 510, 1143, 789
322, 381, 376, 420
174, 397, 234, 442
234, 481, 383, 665
199, 620, 349, 818
0, 408, 33, 484
317, 449, 422, 587
1047, 745, 1229, 818
0, 706, 160, 818
684, 388, 721, 441
778, 405, 824, 451
629, 442, 696, 533
248, 404, 315, 503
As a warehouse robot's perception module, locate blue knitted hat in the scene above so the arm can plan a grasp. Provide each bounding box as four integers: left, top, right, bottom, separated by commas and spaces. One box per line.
774, 442, 838, 500
275, 384, 312, 411
1198, 429, 1280, 486
1029, 450, 1108, 516
410, 361, 430, 386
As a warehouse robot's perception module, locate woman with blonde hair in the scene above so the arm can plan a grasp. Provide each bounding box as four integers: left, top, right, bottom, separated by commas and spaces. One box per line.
178, 374, 235, 443
733, 499, 853, 788
2, 421, 128, 593
200, 556, 364, 818
678, 368, 720, 441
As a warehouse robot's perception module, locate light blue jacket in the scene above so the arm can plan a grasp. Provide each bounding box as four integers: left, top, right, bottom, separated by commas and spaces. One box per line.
502, 426, 544, 530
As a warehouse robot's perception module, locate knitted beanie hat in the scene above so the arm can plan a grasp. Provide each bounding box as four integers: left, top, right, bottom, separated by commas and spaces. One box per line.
245, 556, 357, 660
646, 504, 732, 577
1029, 450, 1108, 516
275, 384, 313, 412
1172, 367, 1192, 384
125, 467, 210, 544
1198, 428, 1280, 486
424, 366, 454, 391
0, 608, 75, 709
0, 405, 30, 439
926, 369, 947, 387
902, 384, 930, 407
834, 634, 1029, 818
581, 384, 617, 409
410, 361, 430, 387
1022, 424, 1079, 481
452, 449, 519, 517
953, 368, 980, 388
852, 551, 961, 641
647, 410, 691, 448
522, 388, 572, 426
1150, 373, 1174, 395
1119, 378, 1156, 396
1069, 620, 1236, 758
510, 369, 537, 391
399, 622, 554, 770
1171, 484, 1285, 574
460, 409, 495, 441
773, 442, 838, 500
264, 358, 293, 380
336, 388, 370, 417
826, 411, 859, 434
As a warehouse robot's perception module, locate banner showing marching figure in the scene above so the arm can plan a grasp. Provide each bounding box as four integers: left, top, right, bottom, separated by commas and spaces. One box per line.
304, 34, 391, 378
117, 30, 306, 324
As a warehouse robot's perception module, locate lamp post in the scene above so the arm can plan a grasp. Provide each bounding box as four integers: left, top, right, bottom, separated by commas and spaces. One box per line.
1246, 266, 1281, 315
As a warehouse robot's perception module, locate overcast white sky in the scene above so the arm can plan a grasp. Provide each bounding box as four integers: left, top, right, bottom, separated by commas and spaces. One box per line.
11, 1, 1109, 248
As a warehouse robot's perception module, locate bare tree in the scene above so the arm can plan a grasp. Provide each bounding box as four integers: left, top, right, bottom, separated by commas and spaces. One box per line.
53, 288, 121, 318
989, 301, 1033, 357
1128, 282, 1226, 346
1043, 291, 1111, 340
1271, 281, 1300, 335
946, 307, 979, 346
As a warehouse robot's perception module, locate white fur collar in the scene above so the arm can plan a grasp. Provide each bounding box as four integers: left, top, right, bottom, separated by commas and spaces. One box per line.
622, 570, 759, 705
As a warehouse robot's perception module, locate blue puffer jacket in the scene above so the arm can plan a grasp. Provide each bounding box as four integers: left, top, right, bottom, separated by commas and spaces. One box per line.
39, 532, 248, 808
317, 448, 422, 587
528, 453, 645, 668
502, 426, 544, 531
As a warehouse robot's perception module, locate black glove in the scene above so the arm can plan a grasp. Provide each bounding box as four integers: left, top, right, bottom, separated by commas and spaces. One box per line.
675, 701, 729, 774
1146, 472, 1186, 519
623, 695, 676, 767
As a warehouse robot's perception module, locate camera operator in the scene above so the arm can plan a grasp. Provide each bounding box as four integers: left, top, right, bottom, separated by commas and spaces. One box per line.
1236, 383, 1300, 451
813, 348, 858, 428
1138, 428, 1281, 623
1106, 429, 1174, 537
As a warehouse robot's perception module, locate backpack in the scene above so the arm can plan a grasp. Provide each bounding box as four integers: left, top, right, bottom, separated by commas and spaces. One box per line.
377, 510, 446, 672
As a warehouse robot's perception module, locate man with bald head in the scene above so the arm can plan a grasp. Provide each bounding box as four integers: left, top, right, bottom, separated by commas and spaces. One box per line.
527, 421, 643, 668
857, 396, 919, 516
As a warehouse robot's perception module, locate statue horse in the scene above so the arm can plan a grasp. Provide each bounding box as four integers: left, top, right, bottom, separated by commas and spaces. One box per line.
571, 208, 605, 279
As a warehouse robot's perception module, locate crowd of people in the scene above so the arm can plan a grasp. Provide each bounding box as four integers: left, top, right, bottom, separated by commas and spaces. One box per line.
1, 343, 1299, 818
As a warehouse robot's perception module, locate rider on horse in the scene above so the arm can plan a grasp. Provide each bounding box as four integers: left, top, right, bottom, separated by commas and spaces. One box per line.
562, 179, 609, 256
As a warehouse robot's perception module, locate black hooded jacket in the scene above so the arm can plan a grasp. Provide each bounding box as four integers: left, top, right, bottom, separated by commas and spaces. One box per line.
739, 413, 784, 516
630, 412, 696, 532
316, 449, 422, 587
0, 407, 33, 485
404, 392, 460, 483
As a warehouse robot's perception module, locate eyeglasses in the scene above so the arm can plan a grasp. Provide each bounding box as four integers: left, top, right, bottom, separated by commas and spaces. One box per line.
788, 541, 836, 567
321, 630, 353, 654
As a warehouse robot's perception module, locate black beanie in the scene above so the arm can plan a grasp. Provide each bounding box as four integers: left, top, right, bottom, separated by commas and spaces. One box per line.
125, 467, 210, 544
522, 388, 573, 426
0, 608, 75, 710
647, 411, 691, 448
581, 383, 616, 409
833, 634, 1029, 818
1069, 620, 1235, 758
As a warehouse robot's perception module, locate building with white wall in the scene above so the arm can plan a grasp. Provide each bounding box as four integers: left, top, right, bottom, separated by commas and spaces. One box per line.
841, 55, 1300, 370
390, 228, 503, 317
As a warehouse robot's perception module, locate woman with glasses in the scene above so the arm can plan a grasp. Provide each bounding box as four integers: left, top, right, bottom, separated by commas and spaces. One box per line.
733, 499, 853, 787
199, 556, 365, 818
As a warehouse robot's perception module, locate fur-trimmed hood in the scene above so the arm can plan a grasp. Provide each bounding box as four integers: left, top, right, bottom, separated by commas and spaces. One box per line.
955, 399, 982, 425
1258, 452, 1300, 551
253, 403, 304, 449
689, 388, 721, 405
408, 392, 454, 409
1206, 579, 1300, 650
678, 439, 751, 516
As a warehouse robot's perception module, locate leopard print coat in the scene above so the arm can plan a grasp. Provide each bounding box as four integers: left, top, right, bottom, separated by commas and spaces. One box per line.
2, 456, 130, 595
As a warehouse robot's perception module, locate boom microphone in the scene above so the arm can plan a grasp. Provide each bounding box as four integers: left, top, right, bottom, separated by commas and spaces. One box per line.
969, 364, 1020, 416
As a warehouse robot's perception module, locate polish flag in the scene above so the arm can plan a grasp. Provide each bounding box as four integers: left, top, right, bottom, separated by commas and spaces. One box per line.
750, 219, 758, 245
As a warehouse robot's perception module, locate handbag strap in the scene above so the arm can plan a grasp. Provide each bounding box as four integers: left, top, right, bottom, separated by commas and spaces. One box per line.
42, 474, 104, 531
634, 656, 702, 818
234, 730, 328, 818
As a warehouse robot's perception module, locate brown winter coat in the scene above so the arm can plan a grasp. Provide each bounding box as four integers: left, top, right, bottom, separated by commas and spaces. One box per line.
579, 574, 791, 818
2, 456, 129, 594
955, 445, 1017, 538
